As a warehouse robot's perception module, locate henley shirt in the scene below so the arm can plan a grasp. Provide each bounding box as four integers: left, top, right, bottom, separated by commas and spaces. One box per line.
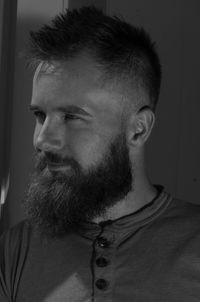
1, 187, 200, 302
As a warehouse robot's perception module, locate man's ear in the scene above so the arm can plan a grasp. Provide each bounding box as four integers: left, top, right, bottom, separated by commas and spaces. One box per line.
127, 107, 155, 147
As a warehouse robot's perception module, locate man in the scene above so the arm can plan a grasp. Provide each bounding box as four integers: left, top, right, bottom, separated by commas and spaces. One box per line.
1, 6, 200, 302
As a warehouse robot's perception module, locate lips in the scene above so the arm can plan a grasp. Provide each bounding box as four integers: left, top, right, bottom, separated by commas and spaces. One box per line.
47, 163, 71, 172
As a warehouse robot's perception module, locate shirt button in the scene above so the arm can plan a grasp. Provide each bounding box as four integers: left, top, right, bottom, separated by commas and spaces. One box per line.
97, 237, 110, 248
95, 278, 109, 290
96, 257, 109, 267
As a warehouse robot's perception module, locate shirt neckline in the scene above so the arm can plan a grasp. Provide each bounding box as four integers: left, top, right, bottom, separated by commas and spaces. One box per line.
78, 186, 172, 242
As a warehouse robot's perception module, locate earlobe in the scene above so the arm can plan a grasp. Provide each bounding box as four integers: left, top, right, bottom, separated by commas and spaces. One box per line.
127, 108, 155, 147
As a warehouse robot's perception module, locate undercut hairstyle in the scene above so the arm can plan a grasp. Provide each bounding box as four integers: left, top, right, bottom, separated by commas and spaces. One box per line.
28, 6, 162, 111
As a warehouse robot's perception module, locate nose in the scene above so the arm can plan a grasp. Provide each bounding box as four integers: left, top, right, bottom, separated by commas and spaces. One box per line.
34, 117, 65, 153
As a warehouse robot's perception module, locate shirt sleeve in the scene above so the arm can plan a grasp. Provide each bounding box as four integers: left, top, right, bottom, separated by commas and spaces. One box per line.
0, 221, 30, 302
0, 232, 12, 301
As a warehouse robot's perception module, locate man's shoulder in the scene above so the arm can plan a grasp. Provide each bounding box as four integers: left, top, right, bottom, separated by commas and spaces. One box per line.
0, 219, 31, 242
156, 195, 200, 233
0, 220, 34, 258
167, 197, 200, 217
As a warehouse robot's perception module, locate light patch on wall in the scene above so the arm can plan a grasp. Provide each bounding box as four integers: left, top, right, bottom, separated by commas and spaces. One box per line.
0, 174, 10, 218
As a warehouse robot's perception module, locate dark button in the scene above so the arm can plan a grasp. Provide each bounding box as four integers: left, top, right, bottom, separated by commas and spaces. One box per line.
97, 237, 110, 248
95, 278, 109, 290
96, 257, 109, 267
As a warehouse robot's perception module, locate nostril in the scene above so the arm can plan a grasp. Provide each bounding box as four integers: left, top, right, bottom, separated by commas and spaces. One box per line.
35, 135, 64, 154
35, 146, 42, 153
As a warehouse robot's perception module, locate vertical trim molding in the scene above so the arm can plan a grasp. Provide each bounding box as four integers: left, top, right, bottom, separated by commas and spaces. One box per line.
0, 0, 17, 233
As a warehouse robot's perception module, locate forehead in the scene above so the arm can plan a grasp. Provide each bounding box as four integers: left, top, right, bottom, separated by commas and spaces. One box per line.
32, 56, 126, 115
33, 57, 101, 90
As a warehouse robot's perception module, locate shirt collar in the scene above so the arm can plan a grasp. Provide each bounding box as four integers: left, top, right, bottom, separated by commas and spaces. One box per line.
77, 186, 172, 244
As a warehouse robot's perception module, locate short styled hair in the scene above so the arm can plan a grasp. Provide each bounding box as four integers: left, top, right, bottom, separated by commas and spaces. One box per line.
28, 6, 162, 111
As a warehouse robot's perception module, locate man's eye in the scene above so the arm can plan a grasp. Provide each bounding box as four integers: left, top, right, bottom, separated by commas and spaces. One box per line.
64, 114, 80, 121
33, 111, 46, 123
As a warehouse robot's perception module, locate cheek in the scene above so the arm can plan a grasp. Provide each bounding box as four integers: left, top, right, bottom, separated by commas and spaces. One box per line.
69, 132, 109, 168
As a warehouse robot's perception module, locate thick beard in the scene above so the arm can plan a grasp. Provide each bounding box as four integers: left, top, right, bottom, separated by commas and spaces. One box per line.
22, 133, 133, 238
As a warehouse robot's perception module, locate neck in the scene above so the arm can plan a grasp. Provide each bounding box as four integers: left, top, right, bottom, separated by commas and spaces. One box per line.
92, 179, 158, 224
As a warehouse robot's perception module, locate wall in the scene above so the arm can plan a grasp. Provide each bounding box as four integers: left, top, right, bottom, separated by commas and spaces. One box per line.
107, 0, 200, 203
0, 0, 17, 232
5, 0, 200, 229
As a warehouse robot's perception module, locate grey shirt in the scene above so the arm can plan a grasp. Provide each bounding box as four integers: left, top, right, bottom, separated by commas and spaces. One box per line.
1, 188, 200, 302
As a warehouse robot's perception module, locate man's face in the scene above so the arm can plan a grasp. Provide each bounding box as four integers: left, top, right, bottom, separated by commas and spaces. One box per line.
24, 56, 133, 237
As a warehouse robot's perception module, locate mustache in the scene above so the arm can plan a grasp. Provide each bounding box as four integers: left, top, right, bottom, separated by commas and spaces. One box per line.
34, 152, 80, 172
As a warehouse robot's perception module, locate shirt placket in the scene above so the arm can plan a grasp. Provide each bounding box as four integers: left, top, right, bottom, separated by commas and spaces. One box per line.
91, 230, 116, 302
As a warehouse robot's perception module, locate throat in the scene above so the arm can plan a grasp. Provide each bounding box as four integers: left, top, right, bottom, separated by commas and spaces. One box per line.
92, 185, 158, 224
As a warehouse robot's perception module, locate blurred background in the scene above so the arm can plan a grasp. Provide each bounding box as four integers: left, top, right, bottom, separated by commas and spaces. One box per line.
0, 0, 200, 234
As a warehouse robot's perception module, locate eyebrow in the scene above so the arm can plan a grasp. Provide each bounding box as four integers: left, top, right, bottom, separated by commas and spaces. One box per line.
29, 105, 92, 116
